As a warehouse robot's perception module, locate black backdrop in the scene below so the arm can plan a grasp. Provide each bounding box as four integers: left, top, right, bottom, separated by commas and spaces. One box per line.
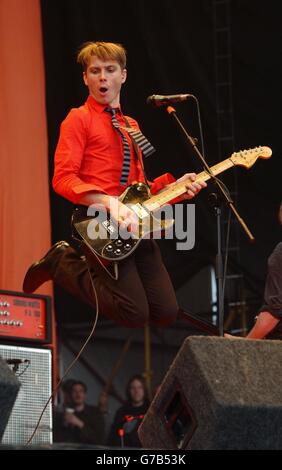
40, 0, 281, 324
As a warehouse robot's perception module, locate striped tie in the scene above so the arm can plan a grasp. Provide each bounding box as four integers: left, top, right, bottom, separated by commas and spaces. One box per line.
106, 107, 131, 185
120, 125, 156, 159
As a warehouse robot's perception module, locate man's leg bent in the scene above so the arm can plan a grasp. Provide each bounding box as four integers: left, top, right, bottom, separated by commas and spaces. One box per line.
53, 245, 151, 328
134, 240, 179, 327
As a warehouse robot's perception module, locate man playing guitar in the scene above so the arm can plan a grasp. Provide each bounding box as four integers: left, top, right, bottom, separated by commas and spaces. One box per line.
23, 41, 205, 328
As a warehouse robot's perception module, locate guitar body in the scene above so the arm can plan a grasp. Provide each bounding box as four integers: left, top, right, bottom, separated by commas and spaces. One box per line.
72, 182, 174, 264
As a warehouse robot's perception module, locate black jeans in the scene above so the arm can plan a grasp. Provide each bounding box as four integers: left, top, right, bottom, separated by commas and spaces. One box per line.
52, 240, 178, 328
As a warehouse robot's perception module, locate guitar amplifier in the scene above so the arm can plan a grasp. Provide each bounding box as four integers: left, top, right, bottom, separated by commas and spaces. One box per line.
0, 344, 52, 444
0, 290, 52, 344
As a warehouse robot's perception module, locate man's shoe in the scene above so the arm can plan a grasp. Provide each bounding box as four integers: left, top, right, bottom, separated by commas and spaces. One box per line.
23, 241, 70, 293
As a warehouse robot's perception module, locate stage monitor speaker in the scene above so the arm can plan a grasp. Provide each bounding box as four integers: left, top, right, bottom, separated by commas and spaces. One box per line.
0, 345, 52, 445
138, 336, 282, 450
0, 357, 20, 442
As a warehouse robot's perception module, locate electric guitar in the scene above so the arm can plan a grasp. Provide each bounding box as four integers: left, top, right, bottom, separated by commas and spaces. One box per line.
72, 146, 272, 274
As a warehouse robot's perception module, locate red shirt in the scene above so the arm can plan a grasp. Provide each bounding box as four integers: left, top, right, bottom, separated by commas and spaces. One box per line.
53, 95, 176, 204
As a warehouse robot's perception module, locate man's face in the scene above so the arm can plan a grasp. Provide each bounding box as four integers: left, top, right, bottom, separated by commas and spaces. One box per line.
70, 384, 86, 406
129, 379, 145, 405
83, 55, 127, 108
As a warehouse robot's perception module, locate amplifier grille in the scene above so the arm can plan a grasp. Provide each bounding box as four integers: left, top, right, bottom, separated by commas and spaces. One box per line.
0, 345, 52, 444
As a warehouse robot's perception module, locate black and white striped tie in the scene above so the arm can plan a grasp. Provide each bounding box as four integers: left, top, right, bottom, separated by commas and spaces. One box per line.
120, 125, 156, 159
106, 107, 131, 185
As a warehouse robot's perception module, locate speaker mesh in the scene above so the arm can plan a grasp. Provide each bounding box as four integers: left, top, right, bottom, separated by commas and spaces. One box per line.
139, 336, 282, 450
0, 345, 52, 445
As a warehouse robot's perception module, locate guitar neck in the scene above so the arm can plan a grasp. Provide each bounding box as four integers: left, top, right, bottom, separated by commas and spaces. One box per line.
144, 157, 235, 210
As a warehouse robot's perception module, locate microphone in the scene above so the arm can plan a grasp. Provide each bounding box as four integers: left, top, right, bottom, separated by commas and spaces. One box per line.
146, 94, 194, 107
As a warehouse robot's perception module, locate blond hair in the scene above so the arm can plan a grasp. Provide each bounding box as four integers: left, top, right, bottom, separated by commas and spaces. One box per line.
77, 41, 127, 71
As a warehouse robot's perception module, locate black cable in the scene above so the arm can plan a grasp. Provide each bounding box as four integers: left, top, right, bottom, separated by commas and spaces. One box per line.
192, 95, 206, 160
16, 360, 30, 378
192, 95, 233, 322
25, 262, 99, 446
223, 206, 232, 296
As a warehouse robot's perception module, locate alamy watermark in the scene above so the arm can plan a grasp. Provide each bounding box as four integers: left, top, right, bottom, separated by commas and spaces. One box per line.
86, 200, 195, 251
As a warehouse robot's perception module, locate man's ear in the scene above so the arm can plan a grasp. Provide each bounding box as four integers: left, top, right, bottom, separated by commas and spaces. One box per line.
121, 68, 127, 84
83, 71, 88, 86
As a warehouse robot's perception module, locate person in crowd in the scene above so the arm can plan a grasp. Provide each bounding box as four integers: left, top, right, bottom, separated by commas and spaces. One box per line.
53, 380, 105, 445
108, 375, 150, 447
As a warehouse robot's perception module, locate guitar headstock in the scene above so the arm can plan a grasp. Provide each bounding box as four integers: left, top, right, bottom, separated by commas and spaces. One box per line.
230, 146, 272, 169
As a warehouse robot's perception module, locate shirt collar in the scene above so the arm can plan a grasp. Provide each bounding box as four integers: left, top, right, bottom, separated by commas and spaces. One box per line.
87, 95, 122, 115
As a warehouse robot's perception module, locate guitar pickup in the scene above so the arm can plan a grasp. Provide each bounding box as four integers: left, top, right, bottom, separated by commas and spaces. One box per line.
130, 203, 150, 219
101, 220, 117, 235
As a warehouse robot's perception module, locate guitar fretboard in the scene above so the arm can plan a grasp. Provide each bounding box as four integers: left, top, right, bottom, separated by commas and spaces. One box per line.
144, 158, 235, 210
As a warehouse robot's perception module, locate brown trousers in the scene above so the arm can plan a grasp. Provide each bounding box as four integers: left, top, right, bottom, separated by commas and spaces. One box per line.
53, 240, 178, 328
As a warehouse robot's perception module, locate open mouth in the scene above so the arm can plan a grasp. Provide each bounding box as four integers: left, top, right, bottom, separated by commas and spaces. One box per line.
99, 87, 108, 94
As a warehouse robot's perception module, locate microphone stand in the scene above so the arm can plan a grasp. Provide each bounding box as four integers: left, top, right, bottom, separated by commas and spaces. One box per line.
166, 105, 255, 337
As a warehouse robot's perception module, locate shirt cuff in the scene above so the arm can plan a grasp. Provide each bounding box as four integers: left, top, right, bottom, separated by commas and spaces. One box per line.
72, 183, 106, 203
150, 173, 176, 194
258, 304, 282, 319
150, 173, 186, 204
